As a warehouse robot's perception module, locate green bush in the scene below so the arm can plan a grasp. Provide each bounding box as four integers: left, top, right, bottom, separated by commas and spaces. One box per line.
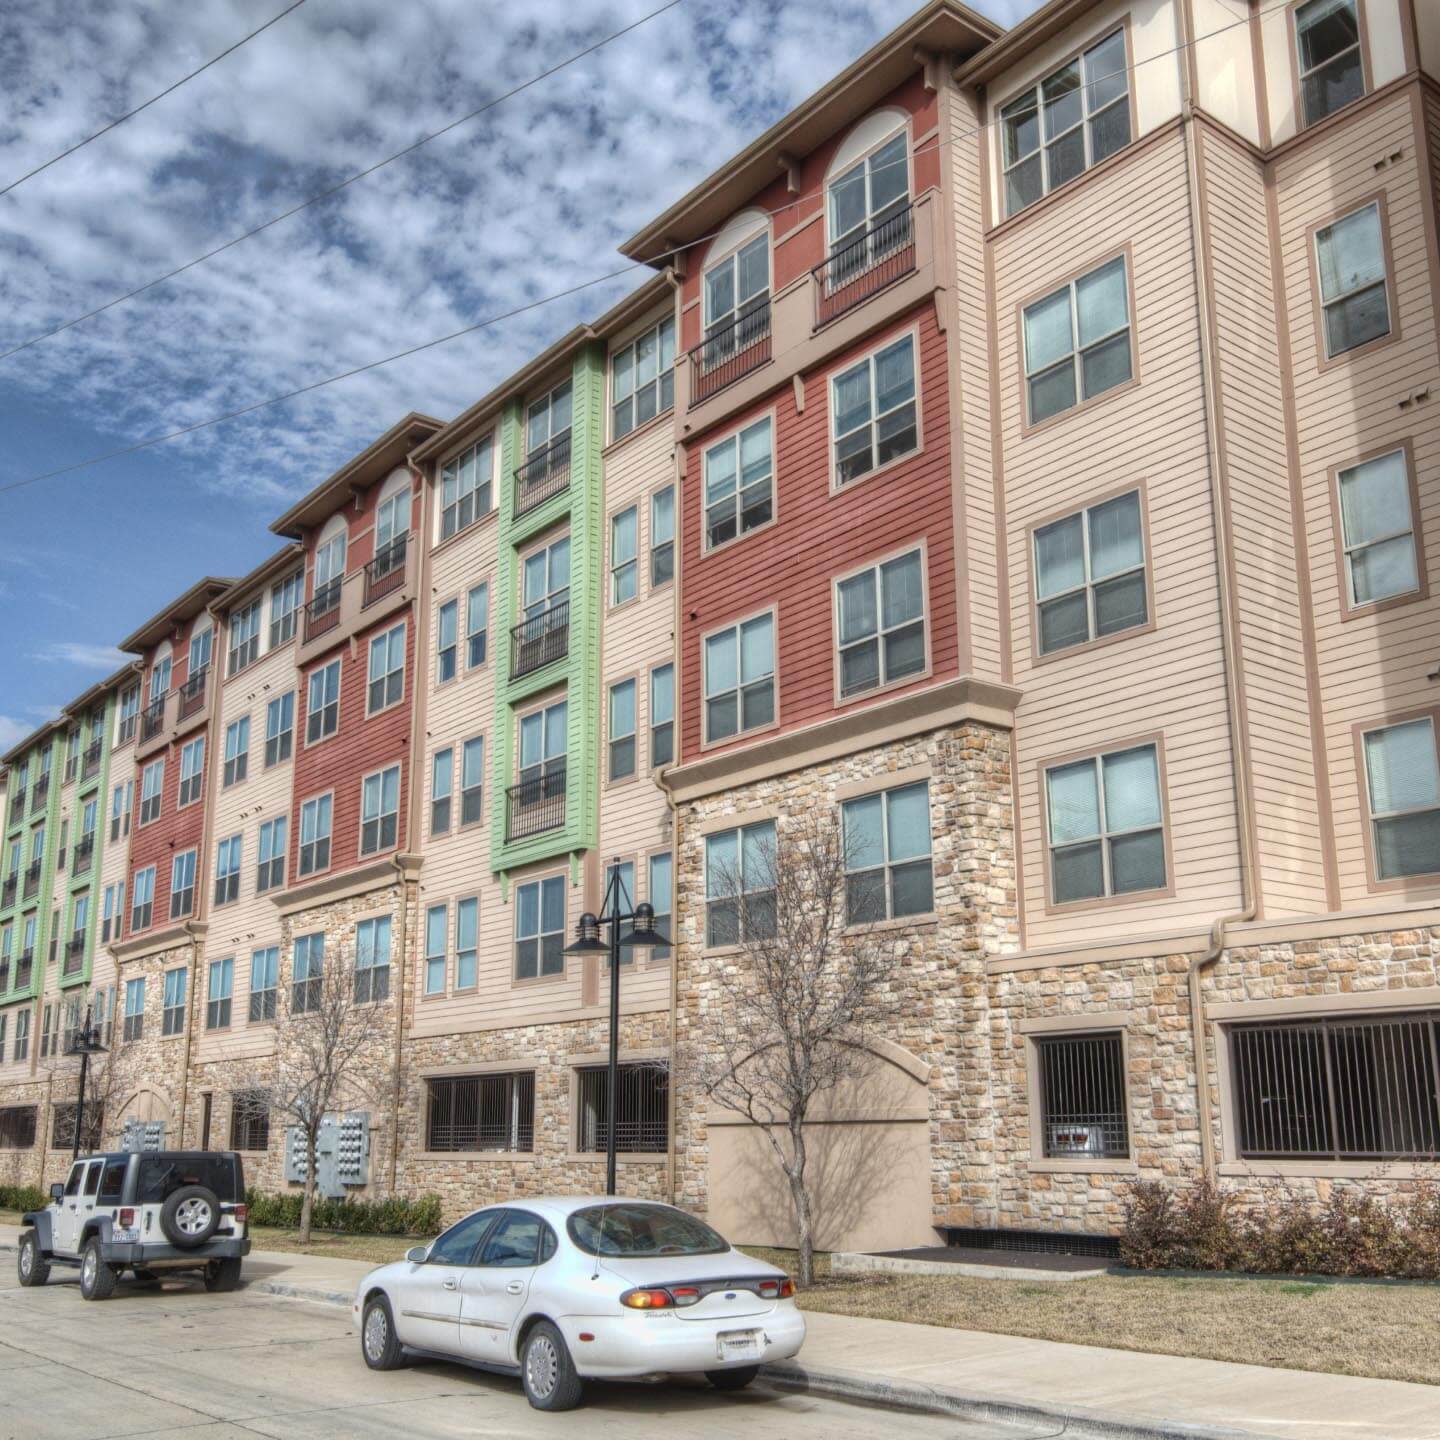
244, 1189, 442, 1237
1120, 1178, 1440, 1280
0, 1183, 48, 1214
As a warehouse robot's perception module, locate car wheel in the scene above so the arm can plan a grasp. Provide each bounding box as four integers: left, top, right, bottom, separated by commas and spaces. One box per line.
204, 1258, 242, 1293
707, 1364, 761, 1391
160, 1185, 222, 1248
17, 1232, 49, 1287
521, 1321, 584, 1412
361, 1295, 407, 1371
79, 1239, 118, 1301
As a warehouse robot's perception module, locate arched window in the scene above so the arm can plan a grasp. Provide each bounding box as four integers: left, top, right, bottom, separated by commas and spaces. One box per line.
149, 643, 172, 704
701, 210, 771, 370
825, 111, 911, 286
374, 468, 411, 552
313, 513, 348, 609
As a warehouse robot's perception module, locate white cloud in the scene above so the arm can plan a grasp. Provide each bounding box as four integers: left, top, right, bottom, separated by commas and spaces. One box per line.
0, 714, 31, 750
31, 640, 126, 668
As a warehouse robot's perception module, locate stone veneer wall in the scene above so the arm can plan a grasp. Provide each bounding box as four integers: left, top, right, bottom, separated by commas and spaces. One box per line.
670, 721, 1018, 1232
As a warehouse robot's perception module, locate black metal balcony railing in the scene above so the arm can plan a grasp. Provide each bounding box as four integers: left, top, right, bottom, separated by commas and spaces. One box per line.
117, 713, 137, 744
8, 787, 25, 817
82, 738, 102, 780
1, 876, 15, 908
305, 576, 342, 642
30, 777, 49, 814
178, 665, 209, 721
506, 759, 567, 842
63, 936, 85, 975
364, 533, 408, 607
688, 297, 772, 404
514, 431, 572, 517
15, 951, 33, 989
510, 598, 570, 679
814, 203, 916, 328
73, 835, 94, 875
23, 861, 41, 901
140, 695, 166, 742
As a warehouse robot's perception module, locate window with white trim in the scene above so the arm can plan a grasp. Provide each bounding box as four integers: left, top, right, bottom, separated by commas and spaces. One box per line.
265, 691, 294, 766
227, 600, 260, 676
611, 506, 638, 605
150, 654, 171, 705
116, 684, 140, 744
704, 613, 774, 743
466, 582, 488, 668
122, 976, 146, 1042
214, 833, 241, 906
650, 663, 674, 768
1024, 255, 1132, 424
178, 736, 204, 807
257, 817, 286, 893
827, 125, 910, 284
648, 851, 673, 960
1033, 490, 1147, 654
207, 957, 233, 1030
1362, 718, 1440, 881
355, 916, 391, 1003
704, 820, 776, 947
460, 736, 484, 825
138, 759, 164, 825
526, 380, 572, 458
1338, 449, 1419, 607
269, 570, 303, 648
832, 333, 917, 485
436, 600, 458, 684
131, 867, 154, 931
249, 946, 278, 1022
1296, 0, 1364, 127
367, 623, 405, 714
704, 416, 772, 549
455, 897, 478, 989
306, 660, 340, 743
162, 966, 187, 1037
431, 748, 453, 835
424, 903, 447, 995
188, 624, 213, 680
360, 765, 400, 854
1046, 743, 1165, 903
515, 875, 566, 980
612, 316, 675, 439
440, 437, 493, 540
836, 548, 925, 697
651, 486, 674, 586
223, 715, 249, 787
298, 794, 332, 876
109, 779, 132, 841
609, 679, 636, 781
1315, 202, 1391, 358
169, 848, 197, 919
703, 232, 769, 353
842, 781, 933, 923
292, 932, 323, 1014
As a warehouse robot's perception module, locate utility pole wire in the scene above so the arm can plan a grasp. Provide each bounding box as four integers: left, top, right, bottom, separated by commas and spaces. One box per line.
0, 0, 309, 199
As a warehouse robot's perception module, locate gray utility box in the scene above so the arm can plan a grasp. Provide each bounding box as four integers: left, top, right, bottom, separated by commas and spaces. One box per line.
121, 1119, 165, 1153
284, 1112, 370, 1198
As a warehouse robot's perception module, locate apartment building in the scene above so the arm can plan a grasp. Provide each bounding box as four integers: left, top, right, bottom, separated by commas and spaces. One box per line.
1, 0, 1436, 1256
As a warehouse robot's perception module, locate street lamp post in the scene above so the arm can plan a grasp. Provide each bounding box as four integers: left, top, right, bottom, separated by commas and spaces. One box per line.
563, 861, 670, 1196
62, 1004, 108, 1160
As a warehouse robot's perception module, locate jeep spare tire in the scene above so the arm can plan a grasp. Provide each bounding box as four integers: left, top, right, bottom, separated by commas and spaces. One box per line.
160, 1184, 221, 1248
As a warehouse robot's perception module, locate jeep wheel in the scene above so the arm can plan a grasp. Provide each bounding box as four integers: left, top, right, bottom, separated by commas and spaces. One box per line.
204, 1257, 242, 1293
361, 1295, 407, 1370
80, 1239, 119, 1301
159, 1184, 221, 1248
17, 1232, 49, 1287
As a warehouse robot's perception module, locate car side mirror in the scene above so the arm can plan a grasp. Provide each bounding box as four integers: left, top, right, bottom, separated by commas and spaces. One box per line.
405, 1245, 429, 1265
50, 1183, 64, 1202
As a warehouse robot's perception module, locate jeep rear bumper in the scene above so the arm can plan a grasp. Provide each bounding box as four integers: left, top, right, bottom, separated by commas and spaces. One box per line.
101, 1236, 251, 1265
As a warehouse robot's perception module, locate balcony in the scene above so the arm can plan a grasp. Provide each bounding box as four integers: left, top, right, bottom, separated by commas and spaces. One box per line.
510, 599, 570, 680
305, 577, 342, 644
687, 299, 772, 404
140, 695, 166, 743
506, 760, 567, 842
23, 861, 41, 901
82, 738, 102, 781
1, 875, 15, 909
15, 950, 33, 990
364, 534, 408, 608
8, 787, 24, 819
64, 753, 78, 785
117, 714, 137, 745
814, 204, 916, 328
63, 935, 85, 975
514, 432, 572, 518
30, 777, 48, 814
73, 835, 94, 876
178, 665, 209, 721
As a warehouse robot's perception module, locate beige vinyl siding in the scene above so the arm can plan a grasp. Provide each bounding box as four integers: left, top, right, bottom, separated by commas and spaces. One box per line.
1276, 90, 1440, 904
995, 127, 1244, 947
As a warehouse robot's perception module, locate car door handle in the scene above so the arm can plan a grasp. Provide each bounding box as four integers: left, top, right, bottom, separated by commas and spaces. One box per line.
506, 1281, 524, 1295
441, 1279, 458, 1291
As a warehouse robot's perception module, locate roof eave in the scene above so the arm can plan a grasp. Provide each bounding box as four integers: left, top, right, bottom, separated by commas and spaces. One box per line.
215, 543, 304, 614
118, 577, 236, 655
952, 0, 1096, 87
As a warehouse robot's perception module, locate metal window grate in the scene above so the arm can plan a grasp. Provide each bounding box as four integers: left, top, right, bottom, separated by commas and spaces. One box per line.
230, 1091, 270, 1152
576, 1063, 669, 1154
1231, 1012, 1440, 1160
1036, 1031, 1130, 1159
427, 1073, 534, 1152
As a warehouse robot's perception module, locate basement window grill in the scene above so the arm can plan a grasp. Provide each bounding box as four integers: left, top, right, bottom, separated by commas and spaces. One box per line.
427, 1073, 535, 1153
230, 1091, 270, 1152
1035, 1031, 1130, 1159
52, 1102, 104, 1152
575, 1063, 669, 1155
1230, 1012, 1440, 1160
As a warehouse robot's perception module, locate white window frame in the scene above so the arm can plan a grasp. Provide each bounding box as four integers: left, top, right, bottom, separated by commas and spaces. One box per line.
355, 916, 391, 1003
424, 903, 447, 996
178, 736, 205, 807
367, 622, 406, 715
138, 759, 164, 826
223, 715, 250, 787
360, 764, 400, 855
834, 545, 928, 700
704, 820, 777, 948
206, 957, 233, 1031
1336, 448, 1420, 611
514, 873, 566, 981
611, 316, 676, 441
227, 600, 261, 676
431, 748, 453, 836
703, 611, 775, 745
608, 678, 637, 782
466, 582, 489, 669
1313, 200, 1391, 360
830, 331, 919, 488
703, 415, 773, 552
610, 505, 639, 605
265, 691, 295, 766
306, 659, 341, 744
269, 570, 303, 648
169, 848, 197, 919
298, 793, 332, 877
1361, 716, 1440, 883
1295, 0, 1365, 127
131, 867, 155, 932
439, 436, 494, 541
460, 736, 484, 826
841, 781, 934, 924
1022, 254, 1132, 426
214, 833, 242, 906
257, 816, 286, 893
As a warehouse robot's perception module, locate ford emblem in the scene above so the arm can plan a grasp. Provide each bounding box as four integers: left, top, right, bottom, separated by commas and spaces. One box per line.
725, 1291, 736, 1299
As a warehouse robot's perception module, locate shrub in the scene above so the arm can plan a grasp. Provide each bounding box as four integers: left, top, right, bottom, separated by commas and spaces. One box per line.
0, 1183, 48, 1214
244, 1189, 442, 1236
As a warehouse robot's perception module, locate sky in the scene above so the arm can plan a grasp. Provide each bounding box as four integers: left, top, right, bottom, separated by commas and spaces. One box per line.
0, 0, 1038, 751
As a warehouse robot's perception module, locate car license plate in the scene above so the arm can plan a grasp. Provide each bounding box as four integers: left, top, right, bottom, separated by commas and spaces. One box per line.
716, 1329, 761, 1361
111, 1228, 138, 1243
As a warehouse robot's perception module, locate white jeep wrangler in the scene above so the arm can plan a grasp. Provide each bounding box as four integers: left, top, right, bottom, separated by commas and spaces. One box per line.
18, 1150, 251, 1300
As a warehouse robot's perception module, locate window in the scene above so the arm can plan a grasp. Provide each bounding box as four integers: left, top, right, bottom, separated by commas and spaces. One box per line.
47, 907, 60, 967
836, 548, 926, 697
223, 716, 250, 787
292, 932, 323, 1013
428, 1072, 535, 1152
139, 759, 164, 825
1315, 202, 1391, 358
110, 779, 132, 843
70, 893, 89, 948
1035, 1031, 1130, 1158
576, 1063, 668, 1153
610, 506, 638, 605
604, 860, 636, 959
704, 612, 774, 743
1230, 1011, 1440, 1159
101, 885, 120, 944
429, 600, 459, 688
650, 486, 674, 586
257, 817, 286, 893
13, 1009, 29, 1062
1024, 255, 1132, 424
612, 316, 676, 439
52, 1102, 102, 1151
704, 416, 773, 549
424, 904, 447, 996
361, 764, 400, 854
609, 679, 637, 781
466, 582, 489, 668
705, 820, 776, 947
230, 1090, 270, 1151
827, 125, 911, 284
202, 957, 232, 1029
314, 525, 347, 602
269, 570, 303, 648
214, 833, 242, 906
298, 794, 332, 876
832, 333, 918, 486
518, 699, 567, 789
526, 379, 573, 457
440, 436, 493, 540
39, 1003, 55, 1059
158, 966, 186, 1036
178, 736, 204, 807
515, 874, 565, 980
431, 749, 453, 835
367, 623, 406, 713
1296, 0, 1363, 127
1046, 742, 1166, 903
249, 946, 279, 1022
306, 660, 340, 743
460, 736, 484, 825
1034, 490, 1148, 654
150, 654, 171, 704
265, 691, 294, 766
1001, 30, 1130, 216
1362, 718, 1440, 881
521, 535, 570, 632
0, 1106, 36, 1150
650, 664, 674, 768
227, 600, 261, 676
455, 897, 478, 989
116, 684, 140, 744
355, 916, 391, 1003
703, 232, 769, 351
649, 852, 673, 960
122, 976, 145, 1042
376, 482, 410, 551
170, 849, 197, 919
1338, 450, 1419, 608
131, 866, 155, 930
842, 781, 933, 923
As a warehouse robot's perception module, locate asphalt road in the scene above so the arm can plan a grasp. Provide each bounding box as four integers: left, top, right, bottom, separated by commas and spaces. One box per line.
0, 1265, 1034, 1440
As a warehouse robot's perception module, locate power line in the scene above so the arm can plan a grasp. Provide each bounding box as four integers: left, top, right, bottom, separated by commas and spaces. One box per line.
0, 0, 309, 199
0, 0, 690, 363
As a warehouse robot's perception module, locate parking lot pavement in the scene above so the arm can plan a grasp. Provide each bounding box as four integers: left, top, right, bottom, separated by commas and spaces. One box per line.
0, 1267, 1031, 1440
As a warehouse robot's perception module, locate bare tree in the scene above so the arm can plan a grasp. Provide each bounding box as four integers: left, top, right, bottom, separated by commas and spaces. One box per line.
684, 809, 900, 1286
234, 944, 392, 1243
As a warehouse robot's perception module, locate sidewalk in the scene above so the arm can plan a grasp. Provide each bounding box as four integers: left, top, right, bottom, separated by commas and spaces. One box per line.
3, 1224, 1436, 1440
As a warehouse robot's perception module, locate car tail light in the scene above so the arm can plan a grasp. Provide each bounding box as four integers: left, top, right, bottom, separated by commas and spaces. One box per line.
778, 1278, 796, 1298
620, 1288, 674, 1310
118, 1208, 135, 1228
670, 1286, 701, 1307
758, 1277, 796, 1299
232, 1204, 248, 1223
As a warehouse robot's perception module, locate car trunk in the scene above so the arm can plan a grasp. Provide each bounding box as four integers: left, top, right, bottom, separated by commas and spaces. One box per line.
600, 1253, 780, 1321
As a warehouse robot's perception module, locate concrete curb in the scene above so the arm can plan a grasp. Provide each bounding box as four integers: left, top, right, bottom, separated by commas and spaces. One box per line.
831, 1250, 1110, 1282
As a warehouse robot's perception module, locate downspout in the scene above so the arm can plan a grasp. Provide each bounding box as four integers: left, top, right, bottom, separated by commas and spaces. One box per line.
654, 765, 680, 1204
178, 919, 205, 1144
388, 853, 410, 1192
1178, 3, 1258, 1180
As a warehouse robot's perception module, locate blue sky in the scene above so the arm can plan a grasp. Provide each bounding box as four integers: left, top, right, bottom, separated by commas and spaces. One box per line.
0, 0, 1034, 748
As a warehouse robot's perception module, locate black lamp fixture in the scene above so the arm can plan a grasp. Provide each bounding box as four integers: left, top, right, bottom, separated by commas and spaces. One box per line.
564, 865, 670, 1195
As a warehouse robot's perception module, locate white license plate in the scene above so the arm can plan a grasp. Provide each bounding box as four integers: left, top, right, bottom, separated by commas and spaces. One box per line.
111, 1228, 139, 1243
716, 1329, 761, 1361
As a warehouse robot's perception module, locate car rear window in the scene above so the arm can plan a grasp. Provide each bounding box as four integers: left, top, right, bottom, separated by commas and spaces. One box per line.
567, 1203, 728, 1257
136, 1155, 242, 1204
